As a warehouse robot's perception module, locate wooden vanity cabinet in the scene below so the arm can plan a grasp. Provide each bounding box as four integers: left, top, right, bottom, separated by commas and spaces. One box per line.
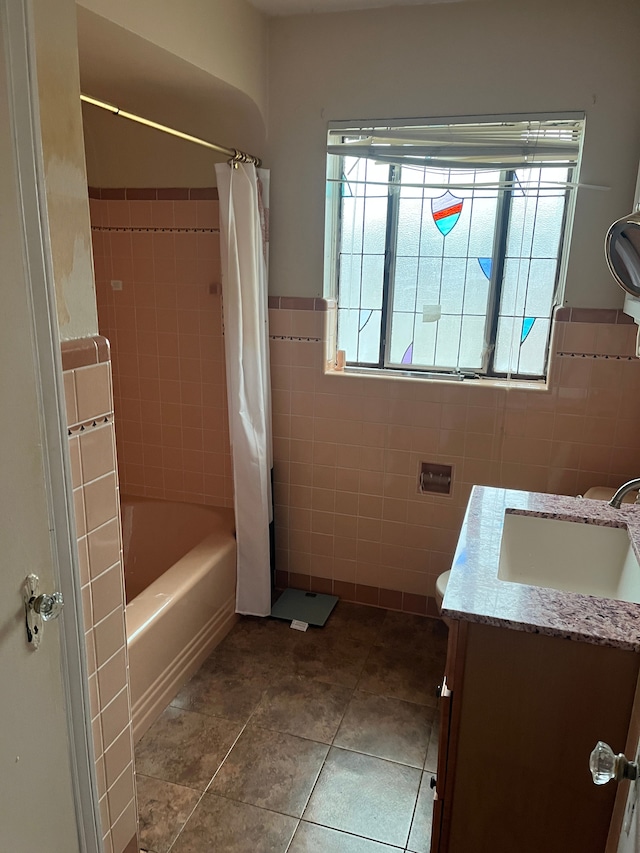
430, 620, 640, 853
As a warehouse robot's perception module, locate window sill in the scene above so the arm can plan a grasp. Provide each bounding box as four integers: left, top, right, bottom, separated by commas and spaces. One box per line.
323, 363, 550, 393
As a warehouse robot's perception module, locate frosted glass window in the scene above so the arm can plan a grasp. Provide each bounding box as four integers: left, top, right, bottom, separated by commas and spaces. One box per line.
389, 311, 417, 364
494, 316, 551, 376
434, 315, 463, 369
362, 198, 388, 254
327, 116, 582, 378
397, 200, 423, 256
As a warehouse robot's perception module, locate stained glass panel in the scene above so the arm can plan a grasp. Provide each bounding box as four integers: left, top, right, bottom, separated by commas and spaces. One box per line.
357, 309, 382, 363
463, 258, 491, 315
494, 165, 566, 375
397, 199, 423, 256
413, 318, 438, 367
387, 166, 498, 370
416, 257, 445, 308
336, 156, 388, 363
434, 314, 462, 369
362, 197, 388, 254
389, 311, 416, 365
459, 314, 486, 368
494, 316, 550, 375
394, 256, 420, 312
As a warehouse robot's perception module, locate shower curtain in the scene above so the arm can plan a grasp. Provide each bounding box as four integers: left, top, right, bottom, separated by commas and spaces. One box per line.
215, 162, 272, 617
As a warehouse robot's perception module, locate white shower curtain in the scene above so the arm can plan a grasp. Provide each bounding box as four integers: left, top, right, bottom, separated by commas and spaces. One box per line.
215, 162, 272, 617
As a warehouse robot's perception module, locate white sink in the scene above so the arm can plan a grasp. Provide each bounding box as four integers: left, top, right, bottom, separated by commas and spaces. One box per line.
498, 513, 640, 603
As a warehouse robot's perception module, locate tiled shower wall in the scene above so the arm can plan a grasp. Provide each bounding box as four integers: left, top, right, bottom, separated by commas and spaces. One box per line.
89, 188, 232, 508
270, 301, 640, 612
62, 337, 137, 853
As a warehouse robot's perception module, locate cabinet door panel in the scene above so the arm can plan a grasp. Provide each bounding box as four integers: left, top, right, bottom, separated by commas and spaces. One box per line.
432, 620, 468, 852
430, 793, 444, 853
448, 622, 638, 853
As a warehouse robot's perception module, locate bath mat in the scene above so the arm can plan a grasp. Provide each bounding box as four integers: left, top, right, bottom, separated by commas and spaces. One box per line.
271, 588, 338, 627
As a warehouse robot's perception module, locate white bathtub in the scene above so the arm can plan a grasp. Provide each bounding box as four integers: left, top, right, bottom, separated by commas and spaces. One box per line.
121, 496, 237, 741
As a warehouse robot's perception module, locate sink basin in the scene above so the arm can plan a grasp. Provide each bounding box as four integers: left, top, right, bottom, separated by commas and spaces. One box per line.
498, 513, 640, 603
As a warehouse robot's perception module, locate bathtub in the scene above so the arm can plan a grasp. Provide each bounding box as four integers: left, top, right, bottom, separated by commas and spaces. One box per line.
121, 496, 238, 742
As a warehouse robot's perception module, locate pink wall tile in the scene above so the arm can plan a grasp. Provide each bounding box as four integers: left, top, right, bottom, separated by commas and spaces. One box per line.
76, 363, 112, 422
269, 312, 640, 602
62, 348, 135, 853
91, 196, 232, 508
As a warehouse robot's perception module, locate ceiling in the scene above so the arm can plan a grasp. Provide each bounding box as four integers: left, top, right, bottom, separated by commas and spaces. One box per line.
247, 0, 468, 15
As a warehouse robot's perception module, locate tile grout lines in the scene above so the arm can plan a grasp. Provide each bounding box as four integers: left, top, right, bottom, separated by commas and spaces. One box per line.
146, 613, 437, 853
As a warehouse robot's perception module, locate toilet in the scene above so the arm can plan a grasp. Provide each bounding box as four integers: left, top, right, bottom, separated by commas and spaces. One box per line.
435, 569, 450, 615
583, 486, 638, 504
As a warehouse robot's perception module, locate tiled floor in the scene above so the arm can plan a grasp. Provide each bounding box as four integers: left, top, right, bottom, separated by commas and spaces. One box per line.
135, 603, 448, 853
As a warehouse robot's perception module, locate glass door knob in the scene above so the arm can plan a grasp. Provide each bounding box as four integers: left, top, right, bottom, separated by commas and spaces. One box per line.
23, 575, 64, 650
32, 592, 64, 621
590, 741, 638, 785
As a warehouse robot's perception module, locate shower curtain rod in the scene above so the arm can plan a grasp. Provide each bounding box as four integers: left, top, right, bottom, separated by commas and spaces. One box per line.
80, 94, 261, 167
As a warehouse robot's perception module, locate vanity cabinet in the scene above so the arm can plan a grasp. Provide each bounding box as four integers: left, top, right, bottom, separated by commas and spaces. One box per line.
430, 619, 640, 853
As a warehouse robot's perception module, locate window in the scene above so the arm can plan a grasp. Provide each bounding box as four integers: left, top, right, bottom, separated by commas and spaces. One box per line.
324, 114, 584, 379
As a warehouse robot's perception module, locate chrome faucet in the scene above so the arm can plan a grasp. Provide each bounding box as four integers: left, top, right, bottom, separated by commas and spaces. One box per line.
608, 478, 640, 509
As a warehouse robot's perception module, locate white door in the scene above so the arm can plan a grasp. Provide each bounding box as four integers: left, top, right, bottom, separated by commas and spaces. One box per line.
616, 755, 640, 853
0, 2, 100, 851
605, 672, 640, 853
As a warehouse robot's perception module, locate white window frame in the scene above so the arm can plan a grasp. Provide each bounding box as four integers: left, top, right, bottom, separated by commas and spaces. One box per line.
324, 112, 584, 381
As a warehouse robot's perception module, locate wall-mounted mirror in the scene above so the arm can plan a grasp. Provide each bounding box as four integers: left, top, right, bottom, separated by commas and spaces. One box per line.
605, 212, 640, 297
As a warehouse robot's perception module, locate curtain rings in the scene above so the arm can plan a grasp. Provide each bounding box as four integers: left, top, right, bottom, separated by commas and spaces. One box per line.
227, 149, 262, 169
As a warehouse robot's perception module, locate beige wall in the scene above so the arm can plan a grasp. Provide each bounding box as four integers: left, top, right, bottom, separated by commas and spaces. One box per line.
266, 0, 640, 306
77, 3, 267, 188
32, 0, 97, 340
82, 107, 216, 187
77, 0, 267, 121
81, 90, 263, 188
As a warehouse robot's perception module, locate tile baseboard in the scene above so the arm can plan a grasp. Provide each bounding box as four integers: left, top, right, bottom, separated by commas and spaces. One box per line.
274, 570, 439, 618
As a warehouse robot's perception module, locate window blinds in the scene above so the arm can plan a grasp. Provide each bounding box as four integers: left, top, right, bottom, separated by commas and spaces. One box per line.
327, 115, 585, 172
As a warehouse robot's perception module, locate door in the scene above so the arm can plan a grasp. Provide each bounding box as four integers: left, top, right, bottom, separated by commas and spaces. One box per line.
616, 778, 639, 853
0, 2, 100, 851
610, 682, 640, 853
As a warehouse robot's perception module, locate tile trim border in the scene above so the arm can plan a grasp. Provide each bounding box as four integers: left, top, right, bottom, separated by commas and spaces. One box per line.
88, 186, 218, 201
61, 335, 110, 371
554, 306, 634, 324
274, 570, 439, 618
268, 297, 336, 312
267, 300, 631, 323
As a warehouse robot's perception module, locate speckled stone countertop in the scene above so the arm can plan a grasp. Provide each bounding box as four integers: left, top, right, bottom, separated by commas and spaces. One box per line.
442, 486, 640, 652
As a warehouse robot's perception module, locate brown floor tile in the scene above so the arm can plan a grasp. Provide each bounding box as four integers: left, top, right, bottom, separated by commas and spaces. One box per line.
220, 616, 298, 662
357, 645, 443, 707
407, 772, 436, 853
288, 821, 400, 852
171, 653, 269, 723
323, 602, 387, 645
135, 608, 441, 852
136, 774, 200, 853
209, 726, 329, 817
250, 677, 352, 742
170, 793, 297, 853
303, 747, 421, 847
334, 690, 434, 767
134, 706, 241, 791
290, 632, 370, 687
376, 611, 448, 656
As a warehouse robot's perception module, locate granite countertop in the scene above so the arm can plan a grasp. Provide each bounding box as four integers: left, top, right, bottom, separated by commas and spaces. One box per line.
442, 486, 640, 652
